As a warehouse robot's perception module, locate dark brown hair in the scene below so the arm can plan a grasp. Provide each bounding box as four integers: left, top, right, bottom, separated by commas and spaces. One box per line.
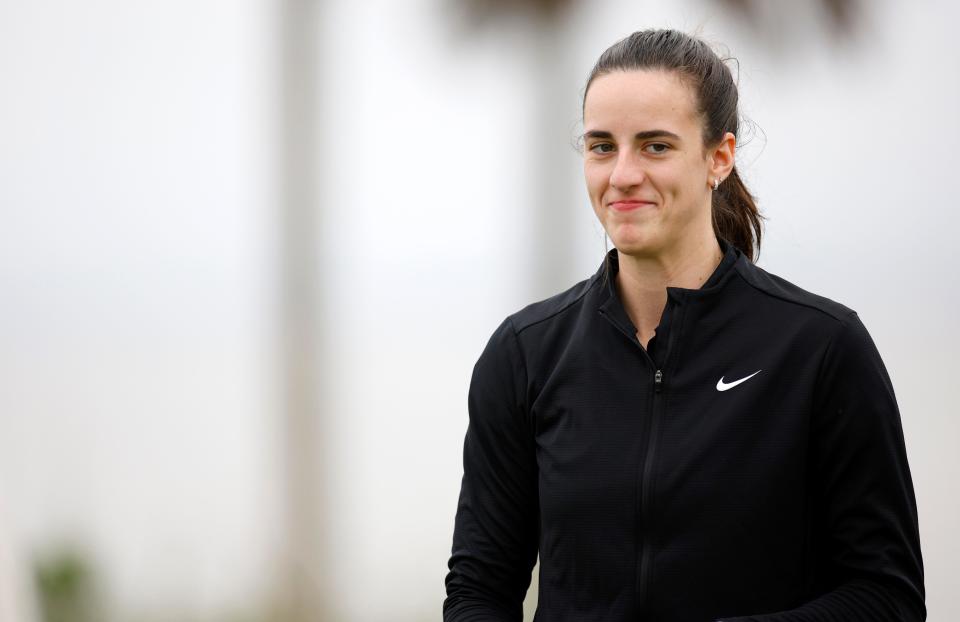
583, 29, 764, 262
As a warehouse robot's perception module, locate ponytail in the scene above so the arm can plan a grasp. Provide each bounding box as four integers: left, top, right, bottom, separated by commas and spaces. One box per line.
713, 166, 764, 262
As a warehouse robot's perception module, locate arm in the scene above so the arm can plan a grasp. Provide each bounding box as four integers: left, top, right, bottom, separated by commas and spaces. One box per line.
443, 317, 539, 622
721, 312, 925, 621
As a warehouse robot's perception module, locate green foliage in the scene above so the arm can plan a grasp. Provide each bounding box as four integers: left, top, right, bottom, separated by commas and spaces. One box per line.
34, 546, 98, 622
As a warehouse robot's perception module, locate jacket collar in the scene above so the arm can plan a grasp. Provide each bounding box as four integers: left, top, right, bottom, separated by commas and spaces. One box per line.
595, 237, 744, 319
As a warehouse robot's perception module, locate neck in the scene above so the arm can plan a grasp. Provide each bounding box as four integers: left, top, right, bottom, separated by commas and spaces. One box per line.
613, 230, 724, 345
616, 232, 724, 295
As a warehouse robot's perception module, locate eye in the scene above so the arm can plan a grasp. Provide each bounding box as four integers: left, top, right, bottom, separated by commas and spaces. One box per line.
644, 143, 670, 154
588, 142, 615, 155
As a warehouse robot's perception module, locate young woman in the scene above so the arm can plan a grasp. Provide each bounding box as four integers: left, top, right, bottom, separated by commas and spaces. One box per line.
443, 29, 924, 622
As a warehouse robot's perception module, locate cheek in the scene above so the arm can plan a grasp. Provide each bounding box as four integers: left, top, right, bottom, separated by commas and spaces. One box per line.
660, 161, 700, 199
680, 157, 709, 187
584, 164, 608, 199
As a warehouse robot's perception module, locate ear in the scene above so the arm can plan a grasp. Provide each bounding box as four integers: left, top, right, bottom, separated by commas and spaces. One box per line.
707, 131, 736, 184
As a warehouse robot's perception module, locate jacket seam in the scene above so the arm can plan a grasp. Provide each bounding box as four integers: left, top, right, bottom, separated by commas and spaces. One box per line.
810, 309, 857, 413
505, 313, 542, 599
506, 316, 533, 430
802, 309, 856, 595
512, 275, 601, 337
734, 264, 853, 323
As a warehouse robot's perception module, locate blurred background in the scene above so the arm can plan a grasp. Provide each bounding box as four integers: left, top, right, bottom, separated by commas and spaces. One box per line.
1, 0, 958, 620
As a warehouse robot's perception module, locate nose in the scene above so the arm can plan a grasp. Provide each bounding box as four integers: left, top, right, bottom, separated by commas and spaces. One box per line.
608, 149, 645, 193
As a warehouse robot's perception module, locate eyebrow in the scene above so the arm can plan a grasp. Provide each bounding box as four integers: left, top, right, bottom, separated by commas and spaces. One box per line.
582, 129, 682, 141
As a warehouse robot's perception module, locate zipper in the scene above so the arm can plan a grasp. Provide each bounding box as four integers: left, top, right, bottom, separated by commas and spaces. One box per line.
637, 365, 663, 614
599, 301, 682, 616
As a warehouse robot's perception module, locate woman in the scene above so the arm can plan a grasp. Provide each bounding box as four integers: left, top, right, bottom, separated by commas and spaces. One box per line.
443, 29, 924, 621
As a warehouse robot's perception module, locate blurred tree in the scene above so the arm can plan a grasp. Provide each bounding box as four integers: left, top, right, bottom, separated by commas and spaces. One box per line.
34, 547, 99, 622
458, 0, 861, 35
717, 0, 860, 35
277, 1, 329, 621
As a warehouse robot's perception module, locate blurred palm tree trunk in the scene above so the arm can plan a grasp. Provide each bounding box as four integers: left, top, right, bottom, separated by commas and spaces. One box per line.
529, 16, 580, 296
277, 0, 329, 620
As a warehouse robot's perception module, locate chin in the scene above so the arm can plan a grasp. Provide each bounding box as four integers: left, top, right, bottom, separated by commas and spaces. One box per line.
608, 227, 664, 257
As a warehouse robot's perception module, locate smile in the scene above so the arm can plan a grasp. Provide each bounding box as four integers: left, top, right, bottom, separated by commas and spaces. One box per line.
609, 200, 656, 212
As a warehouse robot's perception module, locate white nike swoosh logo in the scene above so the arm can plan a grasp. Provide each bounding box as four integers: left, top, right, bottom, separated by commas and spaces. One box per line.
716, 370, 762, 392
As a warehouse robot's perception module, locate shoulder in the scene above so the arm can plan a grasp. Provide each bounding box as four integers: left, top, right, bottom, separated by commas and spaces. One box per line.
733, 260, 886, 374
473, 272, 600, 394
506, 273, 601, 335
475, 273, 598, 356
734, 258, 855, 323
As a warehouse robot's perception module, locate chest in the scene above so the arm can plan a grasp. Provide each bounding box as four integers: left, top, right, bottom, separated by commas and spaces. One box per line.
530, 317, 822, 528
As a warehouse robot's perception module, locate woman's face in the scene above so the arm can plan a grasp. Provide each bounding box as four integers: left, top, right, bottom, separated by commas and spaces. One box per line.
582, 69, 729, 257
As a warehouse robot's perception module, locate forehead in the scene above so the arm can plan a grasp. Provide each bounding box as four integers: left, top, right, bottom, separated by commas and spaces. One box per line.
583, 69, 700, 134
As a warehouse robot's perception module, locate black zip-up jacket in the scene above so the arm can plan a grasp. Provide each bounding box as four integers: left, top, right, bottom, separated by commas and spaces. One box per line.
443, 238, 925, 621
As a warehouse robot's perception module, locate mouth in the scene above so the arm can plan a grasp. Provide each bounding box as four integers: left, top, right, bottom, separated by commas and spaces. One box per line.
608, 200, 656, 212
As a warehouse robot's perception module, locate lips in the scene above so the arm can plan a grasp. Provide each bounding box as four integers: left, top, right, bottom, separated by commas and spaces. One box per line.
609, 200, 655, 212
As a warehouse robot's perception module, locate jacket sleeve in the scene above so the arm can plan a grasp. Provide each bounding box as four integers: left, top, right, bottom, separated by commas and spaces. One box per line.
720, 311, 925, 622
443, 317, 539, 621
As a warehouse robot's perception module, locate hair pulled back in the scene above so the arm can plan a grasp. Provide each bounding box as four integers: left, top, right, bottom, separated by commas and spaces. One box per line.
583, 29, 764, 262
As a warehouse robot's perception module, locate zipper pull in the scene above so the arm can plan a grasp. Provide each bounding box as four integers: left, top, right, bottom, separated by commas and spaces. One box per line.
654, 369, 663, 393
